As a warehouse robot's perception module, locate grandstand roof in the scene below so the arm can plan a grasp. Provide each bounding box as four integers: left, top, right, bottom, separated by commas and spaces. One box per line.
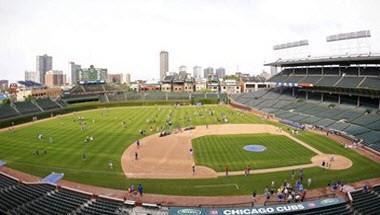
265, 54, 380, 67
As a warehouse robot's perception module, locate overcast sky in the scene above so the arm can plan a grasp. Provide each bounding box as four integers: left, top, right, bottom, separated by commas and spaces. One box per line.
1, 0, 380, 83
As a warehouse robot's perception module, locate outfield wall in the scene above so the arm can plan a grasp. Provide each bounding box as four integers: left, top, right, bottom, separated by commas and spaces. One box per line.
0, 100, 190, 128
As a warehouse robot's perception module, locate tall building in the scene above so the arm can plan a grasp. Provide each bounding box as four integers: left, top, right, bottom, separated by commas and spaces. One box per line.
24, 71, 37, 82
69, 62, 81, 85
193, 66, 202, 80
216, 67, 226, 78
80, 65, 107, 81
125, 73, 131, 85
179, 65, 187, 77
45, 70, 66, 87
0, 80, 9, 92
160, 51, 169, 81
36, 54, 53, 84
203, 67, 214, 79
108, 73, 123, 84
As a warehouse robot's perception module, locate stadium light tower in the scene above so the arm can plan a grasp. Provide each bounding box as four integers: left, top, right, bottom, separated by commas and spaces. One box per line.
273, 40, 310, 60
271, 40, 310, 76
326, 30, 371, 56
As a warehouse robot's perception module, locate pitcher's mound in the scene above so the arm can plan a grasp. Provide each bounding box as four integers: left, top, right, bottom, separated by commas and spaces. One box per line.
311, 154, 352, 170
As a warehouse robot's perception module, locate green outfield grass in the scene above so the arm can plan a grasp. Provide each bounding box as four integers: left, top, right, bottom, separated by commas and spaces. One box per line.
192, 134, 316, 171
1, 104, 380, 196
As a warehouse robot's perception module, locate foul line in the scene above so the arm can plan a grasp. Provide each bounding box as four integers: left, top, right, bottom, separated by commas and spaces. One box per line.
194, 183, 239, 190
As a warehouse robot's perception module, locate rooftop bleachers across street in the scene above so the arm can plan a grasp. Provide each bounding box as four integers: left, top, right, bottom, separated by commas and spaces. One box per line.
14, 101, 41, 115
0, 104, 19, 119
350, 186, 380, 215
335, 76, 364, 88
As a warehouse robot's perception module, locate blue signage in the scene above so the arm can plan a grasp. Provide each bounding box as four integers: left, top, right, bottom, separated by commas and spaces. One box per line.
169, 198, 343, 215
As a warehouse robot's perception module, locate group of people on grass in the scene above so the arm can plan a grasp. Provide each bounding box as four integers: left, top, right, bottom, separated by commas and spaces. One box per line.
251, 169, 310, 206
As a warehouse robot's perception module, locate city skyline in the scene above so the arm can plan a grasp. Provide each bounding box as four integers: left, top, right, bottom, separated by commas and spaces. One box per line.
1, 0, 380, 83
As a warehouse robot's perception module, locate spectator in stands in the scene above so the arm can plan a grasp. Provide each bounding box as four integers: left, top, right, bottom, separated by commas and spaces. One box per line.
363, 183, 369, 193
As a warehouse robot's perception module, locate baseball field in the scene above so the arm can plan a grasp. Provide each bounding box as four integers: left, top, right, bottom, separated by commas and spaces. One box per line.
0, 104, 380, 196
192, 134, 316, 171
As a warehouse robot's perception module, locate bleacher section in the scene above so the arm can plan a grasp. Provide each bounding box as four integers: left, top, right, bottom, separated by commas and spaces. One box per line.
359, 77, 380, 90
0, 174, 169, 215
316, 76, 341, 87
14, 101, 40, 114
231, 88, 380, 153
77, 198, 126, 215
0, 98, 67, 121
103, 92, 225, 103
350, 186, 380, 215
35, 98, 61, 110
0, 173, 364, 215
0, 174, 18, 190
335, 77, 364, 88
0, 104, 19, 120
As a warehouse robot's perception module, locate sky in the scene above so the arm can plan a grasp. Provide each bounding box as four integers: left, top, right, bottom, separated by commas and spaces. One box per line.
1, 0, 380, 83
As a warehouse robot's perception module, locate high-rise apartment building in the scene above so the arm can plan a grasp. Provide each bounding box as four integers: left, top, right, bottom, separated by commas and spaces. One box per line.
0, 80, 9, 92
45, 70, 66, 87
216, 67, 226, 78
160, 51, 169, 81
25, 71, 38, 82
193, 66, 202, 80
125, 73, 131, 85
69, 62, 81, 85
36, 54, 53, 84
179, 65, 187, 77
203, 67, 214, 79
